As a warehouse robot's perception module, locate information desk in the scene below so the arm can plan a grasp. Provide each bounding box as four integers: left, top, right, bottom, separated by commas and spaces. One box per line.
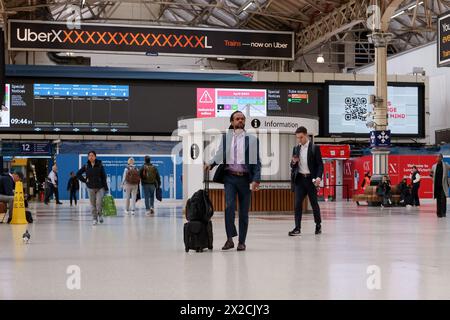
208, 183, 309, 213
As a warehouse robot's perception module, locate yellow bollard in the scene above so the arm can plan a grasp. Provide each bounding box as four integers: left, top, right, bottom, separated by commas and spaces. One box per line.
10, 181, 28, 225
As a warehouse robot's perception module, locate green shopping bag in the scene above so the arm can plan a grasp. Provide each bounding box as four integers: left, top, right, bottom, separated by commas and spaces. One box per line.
102, 194, 117, 216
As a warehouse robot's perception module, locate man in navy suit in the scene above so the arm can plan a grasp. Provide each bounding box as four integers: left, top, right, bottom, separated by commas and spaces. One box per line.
0, 171, 23, 220
206, 111, 261, 251
289, 126, 324, 236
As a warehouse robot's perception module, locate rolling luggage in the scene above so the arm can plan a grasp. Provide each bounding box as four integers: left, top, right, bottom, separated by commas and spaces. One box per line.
185, 170, 214, 223
184, 220, 213, 252
184, 169, 214, 252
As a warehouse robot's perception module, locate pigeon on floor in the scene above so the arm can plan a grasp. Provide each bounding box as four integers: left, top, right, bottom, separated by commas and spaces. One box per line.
22, 230, 30, 244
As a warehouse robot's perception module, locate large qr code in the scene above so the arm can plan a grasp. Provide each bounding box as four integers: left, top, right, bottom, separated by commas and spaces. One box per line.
344, 97, 367, 121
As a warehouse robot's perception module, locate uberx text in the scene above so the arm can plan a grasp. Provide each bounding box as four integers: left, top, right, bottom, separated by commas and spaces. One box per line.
179, 304, 270, 318
16, 29, 64, 42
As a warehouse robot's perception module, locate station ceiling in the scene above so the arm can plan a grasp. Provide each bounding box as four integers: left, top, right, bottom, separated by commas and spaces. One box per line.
1, 0, 449, 71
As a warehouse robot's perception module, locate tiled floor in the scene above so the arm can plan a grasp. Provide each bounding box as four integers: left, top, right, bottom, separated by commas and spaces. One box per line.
1, 199, 450, 300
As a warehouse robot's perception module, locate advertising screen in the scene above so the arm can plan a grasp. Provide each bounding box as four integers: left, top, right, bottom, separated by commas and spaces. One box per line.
327, 83, 423, 136
438, 11, 450, 67
0, 84, 10, 127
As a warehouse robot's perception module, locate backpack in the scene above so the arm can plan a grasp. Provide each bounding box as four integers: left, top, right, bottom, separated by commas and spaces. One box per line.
125, 166, 140, 185
186, 189, 214, 222
142, 164, 157, 184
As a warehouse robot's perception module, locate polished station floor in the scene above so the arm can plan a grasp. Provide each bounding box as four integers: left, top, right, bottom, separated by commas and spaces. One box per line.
1, 199, 450, 300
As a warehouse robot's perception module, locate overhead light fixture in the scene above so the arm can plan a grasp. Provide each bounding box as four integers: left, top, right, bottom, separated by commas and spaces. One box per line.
408, 1, 423, 10
391, 10, 405, 19
240, 0, 254, 13
316, 53, 325, 64
391, 1, 423, 19
217, 57, 226, 61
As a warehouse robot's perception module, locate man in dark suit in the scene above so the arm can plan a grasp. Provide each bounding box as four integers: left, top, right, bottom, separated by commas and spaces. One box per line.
206, 111, 261, 251
289, 126, 324, 236
0, 171, 23, 220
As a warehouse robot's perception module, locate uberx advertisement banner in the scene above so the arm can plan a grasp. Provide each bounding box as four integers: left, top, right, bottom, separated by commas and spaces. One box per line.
438, 11, 450, 67
8, 20, 294, 60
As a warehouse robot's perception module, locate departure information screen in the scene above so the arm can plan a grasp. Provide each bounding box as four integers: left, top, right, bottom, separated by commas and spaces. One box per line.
0, 78, 321, 134
1, 82, 130, 133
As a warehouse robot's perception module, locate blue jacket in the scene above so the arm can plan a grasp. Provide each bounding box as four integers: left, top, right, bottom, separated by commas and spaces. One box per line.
209, 131, 261, 184
0, 174, 15, 196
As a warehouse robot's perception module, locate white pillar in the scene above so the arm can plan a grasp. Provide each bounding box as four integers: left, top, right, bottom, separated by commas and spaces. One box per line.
368, 32, 392, 179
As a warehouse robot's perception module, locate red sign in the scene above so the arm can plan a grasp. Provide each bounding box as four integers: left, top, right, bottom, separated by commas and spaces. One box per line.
343, 155, 436, 199
319, 145, 350, 159
196, 88, 215, 118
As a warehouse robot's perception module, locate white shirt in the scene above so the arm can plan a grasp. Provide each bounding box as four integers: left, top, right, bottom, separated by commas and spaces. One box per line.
299, 140, 310, 175
48, 170, 57, 186
229, 130, 245, 165
412, 172, 421, 184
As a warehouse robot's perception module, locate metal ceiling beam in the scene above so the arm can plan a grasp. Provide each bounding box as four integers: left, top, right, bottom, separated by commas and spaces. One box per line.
295, 0, 370, 55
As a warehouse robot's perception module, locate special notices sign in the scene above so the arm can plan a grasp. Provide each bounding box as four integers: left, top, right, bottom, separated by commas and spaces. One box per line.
438, 11, 450, 67
9, 20, 294, 60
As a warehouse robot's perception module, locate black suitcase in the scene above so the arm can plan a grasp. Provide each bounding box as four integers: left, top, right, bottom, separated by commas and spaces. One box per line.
185, 169, 214, 223
184, 220, 213, 252
184, 169, 213, 252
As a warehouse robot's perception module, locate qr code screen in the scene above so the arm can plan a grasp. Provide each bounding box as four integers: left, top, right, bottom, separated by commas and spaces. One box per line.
344, 97, 367, 121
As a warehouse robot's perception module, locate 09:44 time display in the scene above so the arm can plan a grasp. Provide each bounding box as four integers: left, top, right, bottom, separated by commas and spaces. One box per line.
10, 118, 33, 125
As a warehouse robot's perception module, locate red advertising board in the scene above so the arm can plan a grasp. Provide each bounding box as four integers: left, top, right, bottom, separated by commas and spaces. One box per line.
343, 155, 437, 199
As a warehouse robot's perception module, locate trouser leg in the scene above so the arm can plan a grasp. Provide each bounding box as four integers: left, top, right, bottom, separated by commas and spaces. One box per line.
88, 188, 98, 219
306, 180, 322, 225
130, 185, 138, 211
96, 188, 105, 217
224, 175, 238, 239
294, 177, 307, 230
237, 178, 251, 244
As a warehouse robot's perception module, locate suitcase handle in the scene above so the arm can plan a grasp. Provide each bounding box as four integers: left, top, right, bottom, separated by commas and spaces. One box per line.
204, 168, 210, 193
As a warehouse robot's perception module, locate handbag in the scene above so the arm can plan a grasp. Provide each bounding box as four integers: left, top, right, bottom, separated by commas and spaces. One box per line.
156, 187, 162, 202
102, 194, 117, 216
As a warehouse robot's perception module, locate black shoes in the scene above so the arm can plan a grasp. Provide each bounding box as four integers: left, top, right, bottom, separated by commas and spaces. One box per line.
289, 226, 322, 236
56, 202, 63, 205
222, 239, 234, 250
237, 243, 246, 251
315, 224, 322, 234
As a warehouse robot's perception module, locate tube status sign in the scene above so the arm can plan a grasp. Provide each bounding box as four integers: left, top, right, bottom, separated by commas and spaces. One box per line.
438, 11, 450, 67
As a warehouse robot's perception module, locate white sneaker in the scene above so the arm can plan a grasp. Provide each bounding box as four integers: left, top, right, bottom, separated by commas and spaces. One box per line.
92, 219, 98, 226
124, 210, 129, 216
145, 211, 150, 216
131, 211, 135, 216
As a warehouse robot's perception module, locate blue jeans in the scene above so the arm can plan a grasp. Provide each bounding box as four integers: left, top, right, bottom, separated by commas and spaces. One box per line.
224, 174, 251, 244
142, 184, 156, 210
